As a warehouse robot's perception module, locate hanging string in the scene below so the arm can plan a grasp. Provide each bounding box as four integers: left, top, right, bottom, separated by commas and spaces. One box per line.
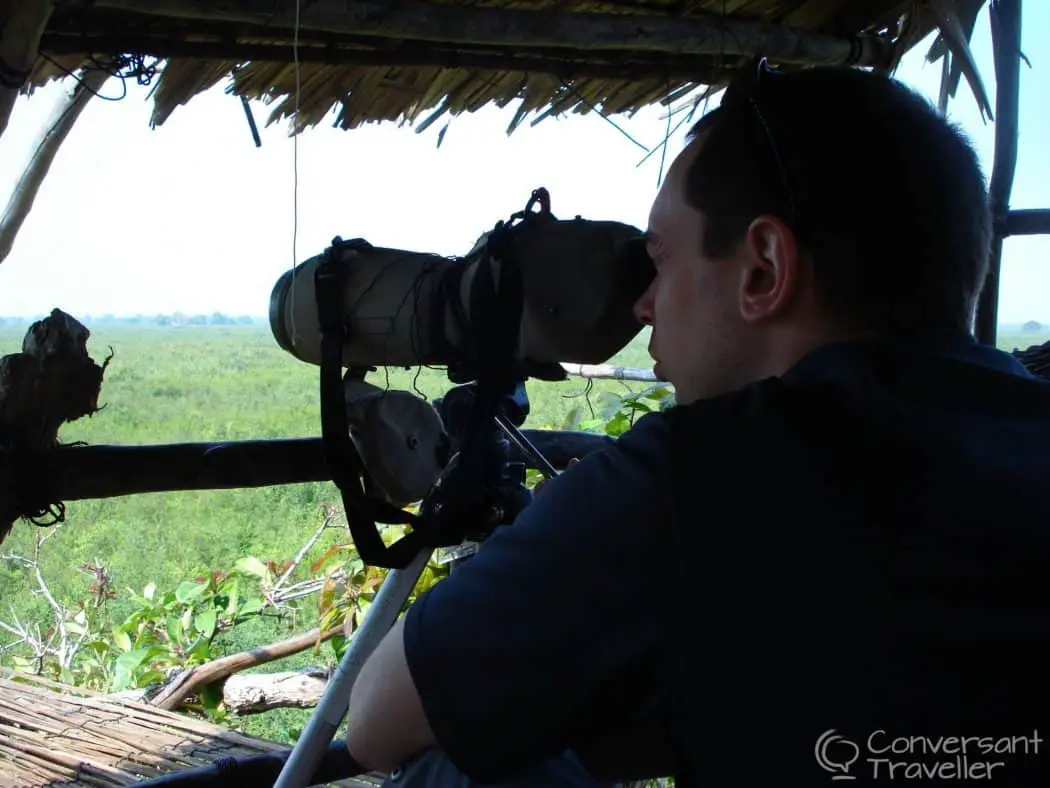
289, 0, 303, 343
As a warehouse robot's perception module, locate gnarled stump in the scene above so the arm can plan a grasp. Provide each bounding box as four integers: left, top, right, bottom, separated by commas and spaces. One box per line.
0, 308, 109, 542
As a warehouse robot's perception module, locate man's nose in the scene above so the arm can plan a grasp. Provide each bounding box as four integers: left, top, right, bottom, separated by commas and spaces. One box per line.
633, 287, 654, 326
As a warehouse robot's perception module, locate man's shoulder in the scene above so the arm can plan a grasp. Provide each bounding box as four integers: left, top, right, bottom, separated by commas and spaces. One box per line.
551, 409, 675, 502
662, 335, 1050, 463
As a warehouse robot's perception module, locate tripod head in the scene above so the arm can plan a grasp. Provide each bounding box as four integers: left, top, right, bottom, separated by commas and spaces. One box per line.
423, 379, 533, 547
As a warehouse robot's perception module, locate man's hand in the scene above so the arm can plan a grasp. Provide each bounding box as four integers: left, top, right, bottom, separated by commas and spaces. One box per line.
532, 458, 579, 497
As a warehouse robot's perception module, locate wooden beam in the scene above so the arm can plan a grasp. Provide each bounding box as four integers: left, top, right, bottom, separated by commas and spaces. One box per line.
976, 0, 1022, 346
39, 32, 724, 83
3, 429, 610, 516
560, 363, 664, 382
1002, 208, 1050, 238
0, 0, 56, 141
81, 0, 893, 68
0, 67, 108, 265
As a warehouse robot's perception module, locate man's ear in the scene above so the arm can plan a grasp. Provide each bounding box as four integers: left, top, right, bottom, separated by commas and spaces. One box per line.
738, 214, 802, 323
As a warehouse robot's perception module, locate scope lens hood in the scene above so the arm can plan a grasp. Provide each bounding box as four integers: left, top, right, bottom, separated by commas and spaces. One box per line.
269, 268, 303, 361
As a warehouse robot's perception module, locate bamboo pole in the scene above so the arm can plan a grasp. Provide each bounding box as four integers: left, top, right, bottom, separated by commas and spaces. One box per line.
0, 0, 56, 141
39, 32, 725, 84
1002, 208, 1050, 237
975, 0, 1022, 346
25, 430, 612, 501
560, 363, 664, 383
87, 0, 893, 68
0, 66, 108, 265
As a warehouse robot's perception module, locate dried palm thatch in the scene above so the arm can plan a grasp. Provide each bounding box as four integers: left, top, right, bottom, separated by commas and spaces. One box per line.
0, 670, 383, 787
16, 0, 992, 136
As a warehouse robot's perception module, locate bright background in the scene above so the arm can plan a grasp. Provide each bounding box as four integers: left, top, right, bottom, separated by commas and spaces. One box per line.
0, 4, 1047, 326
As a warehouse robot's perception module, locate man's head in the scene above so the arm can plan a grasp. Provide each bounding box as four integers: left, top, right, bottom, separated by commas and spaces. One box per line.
634, 62, 992, 404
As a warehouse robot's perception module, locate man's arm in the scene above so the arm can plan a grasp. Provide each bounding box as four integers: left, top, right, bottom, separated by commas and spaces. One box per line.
344, 412, 676, 782
346, 594, 675, 781
347, 615, 435, 772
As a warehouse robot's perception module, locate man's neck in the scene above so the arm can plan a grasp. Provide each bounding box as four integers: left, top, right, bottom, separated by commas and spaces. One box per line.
759, 321, 869, 382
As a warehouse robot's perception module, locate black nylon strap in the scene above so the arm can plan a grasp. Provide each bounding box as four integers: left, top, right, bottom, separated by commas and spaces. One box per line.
315, 240, 427, 569
430, 259, 472, 366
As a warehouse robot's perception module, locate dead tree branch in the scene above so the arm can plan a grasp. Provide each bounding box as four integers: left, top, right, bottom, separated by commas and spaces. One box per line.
0, 1, 56, 141
0, 522, 88, 671
0, 66, 109, 264
0, 309, 110, 543
150, 625, 342, 711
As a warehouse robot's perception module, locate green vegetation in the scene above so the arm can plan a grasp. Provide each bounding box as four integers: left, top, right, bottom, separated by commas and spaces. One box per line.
0, 321, 1044, 750
0, 321, 663, 744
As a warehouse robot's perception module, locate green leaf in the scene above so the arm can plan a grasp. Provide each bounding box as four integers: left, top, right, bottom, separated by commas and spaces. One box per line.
200, 683, 224, 710
318, 605, 344, 633
194, 608, 217, 639
622, 400, 653, 413
166, 614, 185, 644
604, 412, 632, 437
329, 634, 348, 661
188, 638, 213, 662
318, 573, 338, 616
137, 669, 167, 687
643, 386, 672, 401
175, 580, 208, 605
113, 647, 153, 690
561, 405, 584, 430
234, 556, 269, 580
225, 580, 240, 614
237, 598, 264, 618
113, 628, 132, 653
86, 639, 111, 655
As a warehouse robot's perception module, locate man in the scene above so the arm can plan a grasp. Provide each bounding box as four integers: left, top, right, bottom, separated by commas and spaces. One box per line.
346, 61, 1050, 786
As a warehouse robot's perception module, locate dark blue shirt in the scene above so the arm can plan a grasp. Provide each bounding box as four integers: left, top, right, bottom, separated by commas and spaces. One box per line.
403, 335, 1050, 786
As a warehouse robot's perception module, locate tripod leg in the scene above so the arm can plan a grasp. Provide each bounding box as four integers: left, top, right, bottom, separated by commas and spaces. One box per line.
274, 548, 433, 788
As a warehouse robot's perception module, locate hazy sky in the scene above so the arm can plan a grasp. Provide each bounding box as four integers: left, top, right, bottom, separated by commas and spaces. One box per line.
0, 5, 1047, 323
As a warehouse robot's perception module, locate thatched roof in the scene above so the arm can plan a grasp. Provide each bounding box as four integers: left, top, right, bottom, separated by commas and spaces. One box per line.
0, 670, 384, 787
19, 0, 990, 135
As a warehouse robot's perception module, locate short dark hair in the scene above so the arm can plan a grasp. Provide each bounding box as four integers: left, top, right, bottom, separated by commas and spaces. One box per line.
684, 63, 991, 338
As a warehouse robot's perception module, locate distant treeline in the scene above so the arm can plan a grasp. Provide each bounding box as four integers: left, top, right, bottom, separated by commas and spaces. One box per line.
0, 313, 265, 328
0, 314, 1045, 332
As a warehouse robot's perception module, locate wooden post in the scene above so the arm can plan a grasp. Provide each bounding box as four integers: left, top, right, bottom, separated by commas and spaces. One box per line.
1002, 209, 1050, 237
0, 0, 56, 141
0, 67, 108, 264
0, 430, 614, 543
86, 0, 893, 68
975, 0, 1023, 346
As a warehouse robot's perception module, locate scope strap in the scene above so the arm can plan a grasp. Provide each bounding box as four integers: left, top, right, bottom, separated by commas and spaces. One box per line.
452, 220, 526, 482
315, 238, 432, 570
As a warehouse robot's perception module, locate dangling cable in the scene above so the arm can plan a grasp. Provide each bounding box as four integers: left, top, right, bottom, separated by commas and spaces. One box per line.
289, 0, 303, 342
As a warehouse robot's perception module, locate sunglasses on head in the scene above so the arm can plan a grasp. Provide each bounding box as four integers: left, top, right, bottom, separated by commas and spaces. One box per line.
717, 57, 800, 229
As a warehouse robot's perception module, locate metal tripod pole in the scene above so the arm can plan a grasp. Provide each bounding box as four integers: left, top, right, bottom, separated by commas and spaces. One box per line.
274, 548, 432, 788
